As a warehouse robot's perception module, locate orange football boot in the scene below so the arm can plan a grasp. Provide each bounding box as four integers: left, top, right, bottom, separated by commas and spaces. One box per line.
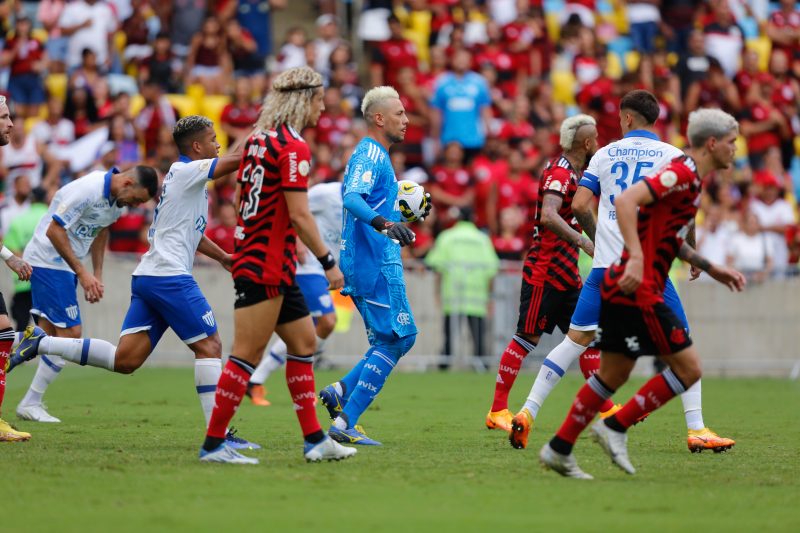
687, 428, 735, 453
486, 409, 513, 432
509, 409, 534, 449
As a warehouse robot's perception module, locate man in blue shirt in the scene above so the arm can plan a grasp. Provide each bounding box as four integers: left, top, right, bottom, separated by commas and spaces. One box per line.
430, 48, 492, 160
319, 86, 429, 446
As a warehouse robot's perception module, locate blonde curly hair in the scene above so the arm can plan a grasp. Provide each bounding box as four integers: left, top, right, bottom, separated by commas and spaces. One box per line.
257, 67, 324, 132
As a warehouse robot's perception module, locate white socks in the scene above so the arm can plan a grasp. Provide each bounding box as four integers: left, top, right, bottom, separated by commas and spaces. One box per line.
523, 336, 587, 418
250, 340, 287, 385
39, 336, 116, 371
680, 379, 705, 431
20, 355, 66, 406
195, 358, 221, 426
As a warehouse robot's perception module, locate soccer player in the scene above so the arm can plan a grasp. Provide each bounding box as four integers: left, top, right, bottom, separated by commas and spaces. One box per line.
198, 66, 356, 464
485, 114, 598, 433
0, 95, 34, 442
246, 179, 344, 406
508, 91, 736, 453
317, 86, 432, 446
11, 164, 157, 423
539, 108, 745, 479
11, 115, 260, 449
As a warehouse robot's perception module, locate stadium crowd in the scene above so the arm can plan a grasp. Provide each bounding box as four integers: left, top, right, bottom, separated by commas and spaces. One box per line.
0, 0, 798, 283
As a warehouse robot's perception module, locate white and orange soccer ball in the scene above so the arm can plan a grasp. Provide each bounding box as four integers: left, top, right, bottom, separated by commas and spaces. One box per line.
396, 180, 428, 222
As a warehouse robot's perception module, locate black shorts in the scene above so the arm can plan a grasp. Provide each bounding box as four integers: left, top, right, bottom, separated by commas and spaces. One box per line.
516, 281, 579, 337
597, 300, 693, 359
233, 278, 310, 325
0, 290, 7, 317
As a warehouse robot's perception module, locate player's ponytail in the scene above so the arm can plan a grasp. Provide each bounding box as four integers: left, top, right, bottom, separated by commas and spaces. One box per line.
258, 67, 324, 132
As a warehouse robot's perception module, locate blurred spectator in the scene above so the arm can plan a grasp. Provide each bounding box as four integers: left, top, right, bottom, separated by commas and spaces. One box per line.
734, 48, 761, 100
312, 86, 353, 149
122, 0, 157, 66
205, 200, 237, 254
396, 66, 430, 168
471, 136, 508, 232
108, 114, 140, 168
1, 16, 46, 118
165, 0, 206, 58
310, 143, 336, 184
495, 147, 537, 239
226, 19, 264, 91
2, 186, 49, 329
0, 124, 61, 190
766, 0, 800, 63
429, 142, 475, 230
425, 206, 499, 367
64, 85, 100, 138
38, 0, 69, 73
135, 78, 178, 158
739, 74, 789, 169
498, 95, 534, 147
702, 0, 743, 78
749, 169, 796, 277
563, 0, 596, 27
220, 77, 259, 148
31, 95, 76, 148
696, 204, 736, 281
727, 210, 773, 283
371, 14, 419, 88
108, 203, 152, 254
185, 16, 231, 94
70, 47, 102, 93
769, 49, 800, 168
684, 58, 741, 118
59, 0, 118, 71
313, 14, 343, 82
0, 172, 32, 234
431, 48, 492, 160
674, 29, 713, 98
492, 205, 526, 260
139, 32, 181, 93
276, 26, 308, 72
235, 0, 286, 62
628, 0, 662, 54
92, 140, 119, 171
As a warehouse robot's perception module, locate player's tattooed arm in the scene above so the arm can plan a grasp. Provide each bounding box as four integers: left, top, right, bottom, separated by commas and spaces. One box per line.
571, 186, 597, 242
541, 192, 594, 257
678, 242, 711, 272
683, 219, 702, 281
678, 242, 746, 292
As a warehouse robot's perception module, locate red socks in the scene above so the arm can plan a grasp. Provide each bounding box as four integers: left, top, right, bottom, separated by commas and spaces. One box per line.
579, 347, 615, 413
491, 335, 535, 412
555, 374, 615, 445
613, 371, 684, 429
285, 356, 322, 438
206, 358, 251, 439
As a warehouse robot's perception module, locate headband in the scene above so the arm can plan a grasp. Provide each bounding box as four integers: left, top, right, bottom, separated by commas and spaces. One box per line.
276, 84, 323, 92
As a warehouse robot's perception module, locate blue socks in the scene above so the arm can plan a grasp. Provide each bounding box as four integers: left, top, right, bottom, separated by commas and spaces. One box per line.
341, 348, 397, 427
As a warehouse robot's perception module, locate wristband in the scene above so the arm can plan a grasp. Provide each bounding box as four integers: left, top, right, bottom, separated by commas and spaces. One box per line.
317, 251, 336, 271
0, 246, 13, 261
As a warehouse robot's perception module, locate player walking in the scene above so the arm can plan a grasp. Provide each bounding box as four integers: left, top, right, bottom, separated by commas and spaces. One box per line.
485, 114, 598, 432
246, 179, 344, 406
11, 115, 260, 449
540, 108, 745, 479
509, 91, 736, 453
198, 66, 356, 464
0, 95, 34, 442
317, 86, 431, 446
12, 164, 157, 423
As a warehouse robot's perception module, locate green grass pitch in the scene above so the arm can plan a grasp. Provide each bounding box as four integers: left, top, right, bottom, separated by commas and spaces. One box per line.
2, 366, 798, 532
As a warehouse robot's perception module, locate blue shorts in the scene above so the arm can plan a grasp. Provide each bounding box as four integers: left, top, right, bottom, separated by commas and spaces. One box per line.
8, 73, 45, 105
30, 266, 80, 328
296, 274, 335, 318
570, 268, 688, 331
121, 275, 217, 351
351, 268, 417, 346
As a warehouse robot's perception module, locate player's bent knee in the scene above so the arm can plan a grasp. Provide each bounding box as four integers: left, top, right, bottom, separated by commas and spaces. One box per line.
114, 357, 143, 374
316, 314, 336, 338
397, 333, 416, 357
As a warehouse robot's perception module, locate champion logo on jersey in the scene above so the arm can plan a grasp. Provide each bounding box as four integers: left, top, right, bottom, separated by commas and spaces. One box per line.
202, 310, 215, 328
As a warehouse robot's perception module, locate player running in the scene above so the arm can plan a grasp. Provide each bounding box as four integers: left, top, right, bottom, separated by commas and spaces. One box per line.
509, 91, 736, 453
11, 164, 157, 423
485, 114, 598, 433
540, 108, 745, 479
10, 115, 260, 449
198, 66, 356, 464
0, 95, 34, 442
246, 179, 344, 406
317, 86, 431, 446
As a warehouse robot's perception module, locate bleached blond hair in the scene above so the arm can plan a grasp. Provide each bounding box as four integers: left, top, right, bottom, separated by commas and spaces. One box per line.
559, 114, 597, 150
361, 86, 400, 123
257, 66, 324, 131
686, 108, 738, 148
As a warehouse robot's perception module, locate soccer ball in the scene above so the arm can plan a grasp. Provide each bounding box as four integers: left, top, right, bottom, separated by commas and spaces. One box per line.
396, 180, 428, 222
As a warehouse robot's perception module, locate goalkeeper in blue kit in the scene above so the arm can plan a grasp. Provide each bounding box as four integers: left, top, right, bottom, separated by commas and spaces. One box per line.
318, 86, 430, 445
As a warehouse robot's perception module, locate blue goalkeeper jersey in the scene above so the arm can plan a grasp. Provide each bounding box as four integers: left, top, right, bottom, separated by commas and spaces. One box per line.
340, 137, 402, 298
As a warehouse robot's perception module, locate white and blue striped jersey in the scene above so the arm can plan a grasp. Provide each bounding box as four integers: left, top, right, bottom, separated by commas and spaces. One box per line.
296, 181, 344, 276
24, 168, 124, 272
580, 130, 683, 268
134, 155, 218, 277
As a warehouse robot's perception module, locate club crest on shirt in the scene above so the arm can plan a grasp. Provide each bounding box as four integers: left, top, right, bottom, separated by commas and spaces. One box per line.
298, 160, 310, 176
659, 170, 678, 188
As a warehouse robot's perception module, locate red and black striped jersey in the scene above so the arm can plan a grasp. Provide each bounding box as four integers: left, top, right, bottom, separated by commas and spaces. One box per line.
232, 124, 311, 287
602, 155, 701, 306
522, 154, 582, 290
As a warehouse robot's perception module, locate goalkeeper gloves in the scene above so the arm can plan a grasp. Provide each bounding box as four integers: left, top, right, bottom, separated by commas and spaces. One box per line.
370, 215, 416, 246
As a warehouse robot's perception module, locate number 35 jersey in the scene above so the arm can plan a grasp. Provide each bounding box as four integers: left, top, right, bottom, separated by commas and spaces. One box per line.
233, 124, 311, 287
580, 130, 683, 269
